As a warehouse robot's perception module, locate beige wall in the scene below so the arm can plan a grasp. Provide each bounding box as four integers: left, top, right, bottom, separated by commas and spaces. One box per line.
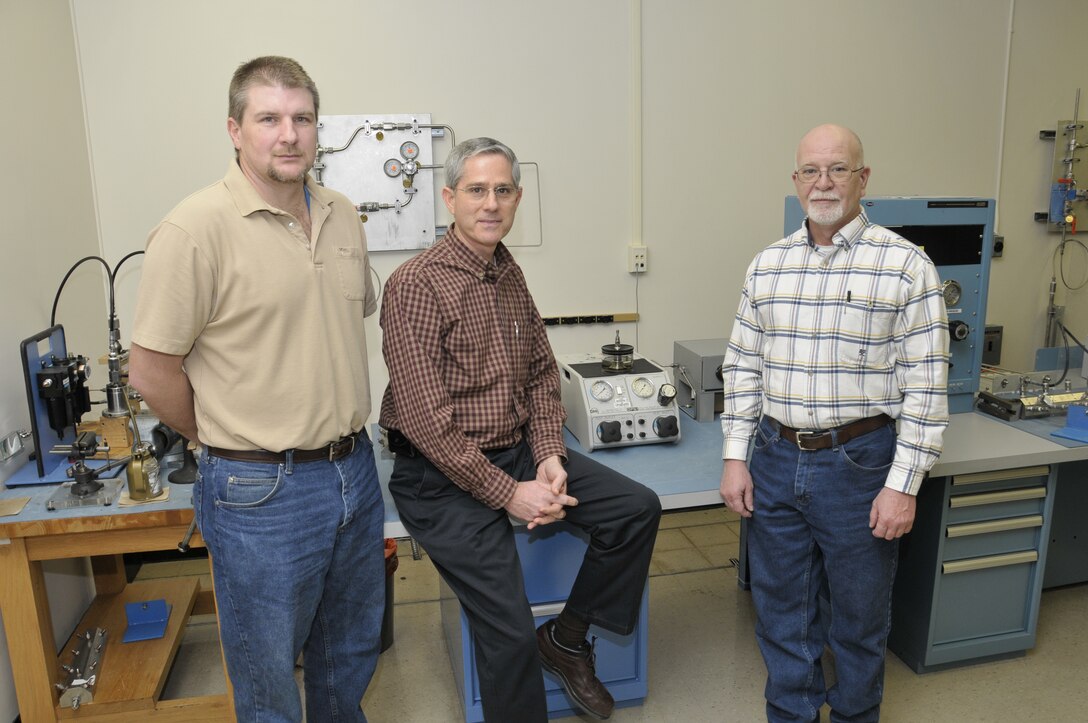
74, 0, 643, 416
75, 0, 1086, 416
640, 0, 1015, 362
994, 0, 1088, 369
0, 1, 102, 719
2, 0, 1088, 715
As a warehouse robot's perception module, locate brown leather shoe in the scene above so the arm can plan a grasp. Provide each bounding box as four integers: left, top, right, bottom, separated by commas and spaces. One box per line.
536, 620, 615, 720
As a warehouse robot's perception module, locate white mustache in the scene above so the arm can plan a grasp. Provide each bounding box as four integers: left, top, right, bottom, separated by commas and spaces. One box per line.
809, 193, 840, 201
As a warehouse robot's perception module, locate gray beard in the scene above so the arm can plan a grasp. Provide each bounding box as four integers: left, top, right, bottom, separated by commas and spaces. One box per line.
807, 201, 845, 226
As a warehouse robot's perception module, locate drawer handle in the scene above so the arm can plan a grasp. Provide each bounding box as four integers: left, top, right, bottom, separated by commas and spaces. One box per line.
949, 486, 1046, 508
942, 550, 1038, 574
952, 465, 1049, 486
946, 515, 1043, 538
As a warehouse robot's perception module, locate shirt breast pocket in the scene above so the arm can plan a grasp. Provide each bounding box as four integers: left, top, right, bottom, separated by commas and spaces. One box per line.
836, 300, 896, 367
334, 247, 367, 301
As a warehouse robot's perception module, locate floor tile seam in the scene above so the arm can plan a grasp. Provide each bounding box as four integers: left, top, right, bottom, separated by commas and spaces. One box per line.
391, 597, 444, 607
677, 528, 735, 549
649, 565, 738, 578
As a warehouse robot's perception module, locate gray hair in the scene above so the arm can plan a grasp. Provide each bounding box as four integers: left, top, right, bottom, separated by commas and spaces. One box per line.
228, 56, 319, 122
445, 137, 521, 189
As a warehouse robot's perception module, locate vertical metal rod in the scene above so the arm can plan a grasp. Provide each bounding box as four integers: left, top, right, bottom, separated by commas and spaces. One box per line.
1066, 88, 1081, 182
1046, 276, 1059, 348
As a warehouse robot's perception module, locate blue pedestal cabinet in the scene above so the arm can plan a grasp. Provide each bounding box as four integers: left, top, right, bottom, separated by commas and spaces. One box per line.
439, 521, 650, 722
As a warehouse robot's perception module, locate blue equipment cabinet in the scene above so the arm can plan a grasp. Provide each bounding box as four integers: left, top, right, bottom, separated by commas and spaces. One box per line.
785, 197, 996, 413
439, 521, 650, 722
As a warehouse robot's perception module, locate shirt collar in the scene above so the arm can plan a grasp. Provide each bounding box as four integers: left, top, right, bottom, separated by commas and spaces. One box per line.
798, 209, 870, 250
444, 223, 513, 281
223, 160, 330, 217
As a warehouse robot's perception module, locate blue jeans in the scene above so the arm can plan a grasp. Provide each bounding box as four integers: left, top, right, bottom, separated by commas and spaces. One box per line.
195, 436, 385, 723
747, 417, 899, 723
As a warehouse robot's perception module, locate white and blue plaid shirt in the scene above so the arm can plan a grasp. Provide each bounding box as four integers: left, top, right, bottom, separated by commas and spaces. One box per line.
721, 211, 950, 494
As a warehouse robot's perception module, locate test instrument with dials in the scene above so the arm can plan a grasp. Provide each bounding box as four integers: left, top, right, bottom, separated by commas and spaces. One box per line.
558, 334, 681, 451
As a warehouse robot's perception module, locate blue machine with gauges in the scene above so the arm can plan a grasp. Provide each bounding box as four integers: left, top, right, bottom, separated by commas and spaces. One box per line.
557, 337, 681, 451
785, 196, 996, 413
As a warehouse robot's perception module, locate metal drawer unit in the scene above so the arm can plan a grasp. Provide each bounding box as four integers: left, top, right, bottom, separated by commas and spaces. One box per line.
439, 522, 650, 722
1043, 459, 1088, 588
889, 465, 1055, 673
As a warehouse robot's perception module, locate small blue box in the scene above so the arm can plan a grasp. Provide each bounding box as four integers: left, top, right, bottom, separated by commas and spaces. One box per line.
123, 599, 171, 643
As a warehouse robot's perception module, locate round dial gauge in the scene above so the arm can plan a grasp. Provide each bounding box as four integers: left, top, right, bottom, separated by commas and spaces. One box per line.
590, 380, 614, 402
383, 158, 402, 177
941, 279, 962, 307
400, 140, 421, 160
658, 383, 677, 405
631, 377, 655, 398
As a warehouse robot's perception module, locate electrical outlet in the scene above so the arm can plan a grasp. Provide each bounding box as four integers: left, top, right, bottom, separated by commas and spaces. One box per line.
627, 245, 648, 273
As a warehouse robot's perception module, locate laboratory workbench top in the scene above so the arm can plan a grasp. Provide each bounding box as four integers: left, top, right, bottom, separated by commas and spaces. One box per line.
372, 411, 1088, 538
4, 411, 1086, 542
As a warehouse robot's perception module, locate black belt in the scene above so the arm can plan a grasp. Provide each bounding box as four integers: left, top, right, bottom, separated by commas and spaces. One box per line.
384, 428, 518, 459
384, 428, 418, 458
771, 414, 893, 451
207, 431, 362, 464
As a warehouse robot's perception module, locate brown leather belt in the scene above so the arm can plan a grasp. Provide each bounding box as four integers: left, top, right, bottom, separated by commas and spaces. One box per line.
207, 431, 362, 464
772, 414, 893, 451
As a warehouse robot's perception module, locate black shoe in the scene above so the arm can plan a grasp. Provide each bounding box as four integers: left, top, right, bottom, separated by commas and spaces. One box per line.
536, 620, 614, 720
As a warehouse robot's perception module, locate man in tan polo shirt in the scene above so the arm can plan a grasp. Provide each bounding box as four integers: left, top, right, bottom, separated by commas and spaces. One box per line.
129, 56, 383, 723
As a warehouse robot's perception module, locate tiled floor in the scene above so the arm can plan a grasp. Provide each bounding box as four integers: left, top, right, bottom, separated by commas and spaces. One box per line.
147, 508, 1088, 721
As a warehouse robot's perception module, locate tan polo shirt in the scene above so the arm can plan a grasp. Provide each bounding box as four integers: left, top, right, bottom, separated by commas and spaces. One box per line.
132, 161, 377, 451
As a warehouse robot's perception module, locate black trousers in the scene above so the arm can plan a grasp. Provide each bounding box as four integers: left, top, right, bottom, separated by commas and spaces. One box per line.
388, 441, 661, 723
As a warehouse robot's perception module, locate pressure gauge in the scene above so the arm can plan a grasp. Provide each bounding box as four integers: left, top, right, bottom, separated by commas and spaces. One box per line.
941, 279, 962, 307
400, 140, 420, 160
383, 158, 402, 177
657, 383, 677, 406
631, 377, 655, 398
590, 380, 614, 402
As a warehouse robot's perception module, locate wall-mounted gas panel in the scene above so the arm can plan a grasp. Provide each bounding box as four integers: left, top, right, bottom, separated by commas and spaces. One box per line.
317, 113, 438, 251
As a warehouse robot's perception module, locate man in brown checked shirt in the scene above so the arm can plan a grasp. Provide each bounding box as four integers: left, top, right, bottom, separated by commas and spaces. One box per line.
379, 137, 661, 721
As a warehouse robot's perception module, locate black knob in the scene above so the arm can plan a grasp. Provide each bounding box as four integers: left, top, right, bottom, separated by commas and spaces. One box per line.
169, 438, 199, 484
653, 415, 680, 438
658, 383, 677, 406
949, 320, 970, 342
598, 421, 622, 443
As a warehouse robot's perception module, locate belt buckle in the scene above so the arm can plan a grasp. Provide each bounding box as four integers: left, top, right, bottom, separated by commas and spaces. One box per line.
329, 434, 356, 462
795, 431, 825, 451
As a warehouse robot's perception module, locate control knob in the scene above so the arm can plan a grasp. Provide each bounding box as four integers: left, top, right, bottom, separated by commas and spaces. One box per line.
597, 420, 622, 443
653, 415, 679, 438
949, 320, 970, 342
658, 383, 677, 406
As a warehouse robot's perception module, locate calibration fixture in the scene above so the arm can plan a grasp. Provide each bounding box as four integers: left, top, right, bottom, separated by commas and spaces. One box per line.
558, 334, 681, 451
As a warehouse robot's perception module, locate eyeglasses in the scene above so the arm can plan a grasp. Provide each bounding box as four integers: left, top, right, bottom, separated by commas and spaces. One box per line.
794, 164, 865, 184
454, 185, 519, 204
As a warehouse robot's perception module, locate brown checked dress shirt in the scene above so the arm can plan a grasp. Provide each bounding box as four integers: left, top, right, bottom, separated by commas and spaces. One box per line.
379, 225, 568, 509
